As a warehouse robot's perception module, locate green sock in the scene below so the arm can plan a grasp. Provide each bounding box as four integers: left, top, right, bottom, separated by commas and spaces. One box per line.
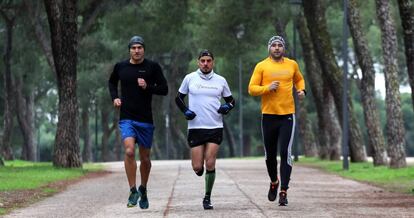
205, 169, 216, 196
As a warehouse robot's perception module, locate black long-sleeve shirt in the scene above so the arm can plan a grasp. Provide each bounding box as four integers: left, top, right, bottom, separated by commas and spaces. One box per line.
108, 59, 168, 123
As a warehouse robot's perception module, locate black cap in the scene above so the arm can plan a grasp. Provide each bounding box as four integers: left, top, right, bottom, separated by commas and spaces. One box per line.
198, 49, 214, 60
128, 36, 145, 49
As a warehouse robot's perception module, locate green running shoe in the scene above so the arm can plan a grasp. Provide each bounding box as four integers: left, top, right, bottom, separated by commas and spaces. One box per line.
139, 189, 149, 209
127, 191, 140, 208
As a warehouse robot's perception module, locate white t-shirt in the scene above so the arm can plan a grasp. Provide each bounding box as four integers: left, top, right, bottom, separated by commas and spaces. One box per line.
178, 69, 232, 129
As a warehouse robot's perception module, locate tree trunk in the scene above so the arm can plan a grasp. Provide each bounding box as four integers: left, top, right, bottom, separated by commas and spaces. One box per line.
0, 10, 15, 161
298, 100, 318, 157
397, 0, 414, 112
167, 50, 192, 159
113, 110, 122, 161
298, 16, 340, 159
15, 75, 36, 161
171, 121, 189, 159
114, 123, 122, 161
44, 0, 81, 167
326, 93, 341, 160
375, 0, 407, 168
81, 105, 92, 162
224, 120, 236, 157
100, 105, 116, 162
348, 0, 388, 166
303, 0, 366, 162
2, 5, 36, 161
151, 141, 161, 160
242, 134, 251, 157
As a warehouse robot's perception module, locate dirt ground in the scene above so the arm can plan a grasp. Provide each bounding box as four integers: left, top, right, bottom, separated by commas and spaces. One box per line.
2, 159, 414, 218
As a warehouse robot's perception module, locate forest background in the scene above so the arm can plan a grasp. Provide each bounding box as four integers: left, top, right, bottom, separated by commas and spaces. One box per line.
1, 0, 413, 169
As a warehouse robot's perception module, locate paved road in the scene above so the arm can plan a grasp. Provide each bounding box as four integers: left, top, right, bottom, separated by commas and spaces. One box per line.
4, 159, 414, 218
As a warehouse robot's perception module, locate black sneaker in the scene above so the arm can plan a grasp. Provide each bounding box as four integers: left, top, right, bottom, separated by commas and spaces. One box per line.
279, 191, 288, 206
267, 181, 279, 201
203, 196, 213, 210
139, 188, 149, 209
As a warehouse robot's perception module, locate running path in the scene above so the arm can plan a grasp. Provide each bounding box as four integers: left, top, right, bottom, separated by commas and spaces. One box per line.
4, 159, 414, 218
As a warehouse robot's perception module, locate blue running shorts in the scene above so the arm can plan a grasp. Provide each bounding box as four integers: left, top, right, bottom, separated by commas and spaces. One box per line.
119, 119, 155, 149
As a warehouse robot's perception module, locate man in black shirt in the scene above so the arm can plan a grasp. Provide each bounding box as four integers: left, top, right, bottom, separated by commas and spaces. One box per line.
108, 35, 168, 209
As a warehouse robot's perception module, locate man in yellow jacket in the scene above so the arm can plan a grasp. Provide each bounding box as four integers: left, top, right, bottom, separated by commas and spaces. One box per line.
248, 35, 305, 206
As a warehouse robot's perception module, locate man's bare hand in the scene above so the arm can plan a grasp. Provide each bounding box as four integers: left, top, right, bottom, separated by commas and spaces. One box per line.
113, 98, 122, 107
138, 78, 147, 90
268, 81, 280, 92
297, 90, 305, 100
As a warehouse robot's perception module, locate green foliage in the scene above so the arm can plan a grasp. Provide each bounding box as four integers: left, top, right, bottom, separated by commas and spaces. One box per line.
2, 0, 413, 161
299, 157, 414, 194
102, 0, 192, 55
0, 160, 103, 191
325, 2, 344, 55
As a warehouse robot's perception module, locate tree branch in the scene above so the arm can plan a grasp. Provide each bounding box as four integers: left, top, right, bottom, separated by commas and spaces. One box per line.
78, 0, 104, 39
43, 0, 61, 71
23, 0, 56, 76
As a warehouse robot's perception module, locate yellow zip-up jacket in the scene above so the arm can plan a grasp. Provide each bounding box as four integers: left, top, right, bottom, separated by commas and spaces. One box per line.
248, 57, 305, 115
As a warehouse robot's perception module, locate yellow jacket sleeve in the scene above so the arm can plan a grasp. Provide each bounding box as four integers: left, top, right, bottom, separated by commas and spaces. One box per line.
248, 64, 271, 96
293, 62, 305, 91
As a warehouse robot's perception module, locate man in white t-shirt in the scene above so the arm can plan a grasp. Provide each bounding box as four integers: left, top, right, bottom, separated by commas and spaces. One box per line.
175, 50, 235, 210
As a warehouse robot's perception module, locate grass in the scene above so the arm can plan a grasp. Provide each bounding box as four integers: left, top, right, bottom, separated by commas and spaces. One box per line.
0, 160, 104, 216
297, 157, 414, 194
42, 188, 58, 193
0, 160, 103, 191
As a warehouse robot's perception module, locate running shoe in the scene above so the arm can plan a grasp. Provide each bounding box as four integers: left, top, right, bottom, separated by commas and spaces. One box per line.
279, 191, 288, 206
203, 196, 213, 210
268, 181, 279, 201
127, 191, 140, 208
139, 189, 149, 209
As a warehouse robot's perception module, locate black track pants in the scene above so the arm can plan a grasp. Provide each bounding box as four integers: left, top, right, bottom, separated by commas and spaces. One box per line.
262, 114, 295, 191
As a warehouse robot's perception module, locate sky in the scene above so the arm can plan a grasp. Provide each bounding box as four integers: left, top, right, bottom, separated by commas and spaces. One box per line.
375, 73, 411, 99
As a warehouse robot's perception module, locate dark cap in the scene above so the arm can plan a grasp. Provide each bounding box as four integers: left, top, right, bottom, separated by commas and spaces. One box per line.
128, 35, 145, 49
198, 49, 214, 60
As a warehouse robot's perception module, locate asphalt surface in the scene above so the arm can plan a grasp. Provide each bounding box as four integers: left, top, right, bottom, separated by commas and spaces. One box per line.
4, 159, 414, 218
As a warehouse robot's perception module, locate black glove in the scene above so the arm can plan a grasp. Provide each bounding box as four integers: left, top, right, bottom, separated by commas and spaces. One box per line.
217, 103, 233, 115
184, 109, 196, 120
